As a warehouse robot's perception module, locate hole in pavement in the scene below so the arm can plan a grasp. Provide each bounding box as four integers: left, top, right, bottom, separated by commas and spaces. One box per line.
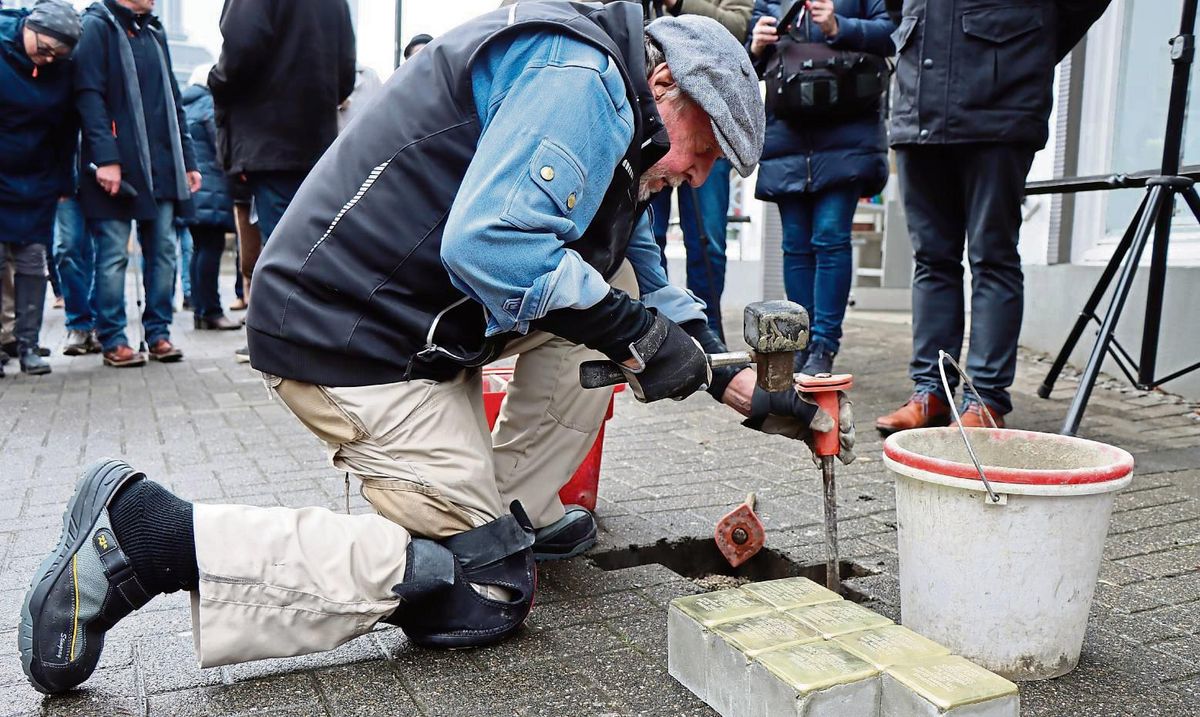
589, 537, 874, 603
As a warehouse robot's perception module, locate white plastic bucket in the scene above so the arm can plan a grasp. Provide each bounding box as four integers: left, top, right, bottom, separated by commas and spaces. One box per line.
883, 427, 1134, 681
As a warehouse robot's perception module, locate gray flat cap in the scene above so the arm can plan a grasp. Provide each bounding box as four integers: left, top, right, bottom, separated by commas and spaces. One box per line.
26, 0, 82, 48
646, 15, 765, 178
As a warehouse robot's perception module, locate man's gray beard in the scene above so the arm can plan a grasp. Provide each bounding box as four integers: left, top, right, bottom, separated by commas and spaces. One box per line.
637, 175, 681, 202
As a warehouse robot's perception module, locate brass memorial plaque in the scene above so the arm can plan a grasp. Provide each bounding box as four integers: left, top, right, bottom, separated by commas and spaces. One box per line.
787, 600, 893, 638
833, 625, 951, 668
712, 612, 822, 657
741, 577, 842, 610
670, 589, 772, 627
887, 655, 1019, 710
756, 641, 879, 694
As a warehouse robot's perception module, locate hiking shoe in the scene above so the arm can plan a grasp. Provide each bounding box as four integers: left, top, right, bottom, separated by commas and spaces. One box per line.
532, 505, 597, 561
148, 339, 183, 363
102, 345, 146, 368
20, 460, 152, 694
63, 330, 93, 357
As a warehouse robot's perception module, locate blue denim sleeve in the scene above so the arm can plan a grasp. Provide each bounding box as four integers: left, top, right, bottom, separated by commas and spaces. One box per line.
625, 212, 708, 325
441, 33, 636, 337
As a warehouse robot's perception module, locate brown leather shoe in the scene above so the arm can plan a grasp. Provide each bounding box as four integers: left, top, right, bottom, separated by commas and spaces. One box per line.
875, 392, 951, 435
102, 344, 147, 368
148, 339, 183, 363
959, 402, 1006, 429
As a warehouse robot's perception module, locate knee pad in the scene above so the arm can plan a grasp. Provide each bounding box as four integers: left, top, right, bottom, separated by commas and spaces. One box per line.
388, 501, 536, 649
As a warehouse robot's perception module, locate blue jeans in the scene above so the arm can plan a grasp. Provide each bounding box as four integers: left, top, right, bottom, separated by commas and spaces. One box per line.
53, 197, 96, 332
777, 184, 859, 354
90, 201, 177, 351
247, 171, 306, 242
177, 226, 193, 302
648, 157, 732, 335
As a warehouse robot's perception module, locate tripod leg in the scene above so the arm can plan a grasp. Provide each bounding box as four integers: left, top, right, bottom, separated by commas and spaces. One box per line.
1137, 187, 1176, 388
1038, 193, 1147, 399
1061, 186, 1164, 435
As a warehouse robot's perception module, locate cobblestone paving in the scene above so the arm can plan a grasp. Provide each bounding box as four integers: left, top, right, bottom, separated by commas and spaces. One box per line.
0, 291, 1197, 716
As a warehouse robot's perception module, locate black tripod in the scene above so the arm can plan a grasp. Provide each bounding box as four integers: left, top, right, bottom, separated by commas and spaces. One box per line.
1039, 0, 1200, 436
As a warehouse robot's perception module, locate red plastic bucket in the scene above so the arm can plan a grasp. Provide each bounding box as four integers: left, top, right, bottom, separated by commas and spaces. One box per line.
481, 367, 619, 511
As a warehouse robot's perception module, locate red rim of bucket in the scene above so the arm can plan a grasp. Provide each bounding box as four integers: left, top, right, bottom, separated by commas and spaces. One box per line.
883, 428, 1134, 486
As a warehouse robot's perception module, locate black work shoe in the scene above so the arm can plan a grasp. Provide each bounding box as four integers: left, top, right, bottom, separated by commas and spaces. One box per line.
389, 502, 536, 649
532, 505, 597, 562
20, 349, 51, 376
20, 460, 153, 694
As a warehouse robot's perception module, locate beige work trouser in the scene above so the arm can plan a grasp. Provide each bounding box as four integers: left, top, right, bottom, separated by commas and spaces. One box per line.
189, 262, 635, 667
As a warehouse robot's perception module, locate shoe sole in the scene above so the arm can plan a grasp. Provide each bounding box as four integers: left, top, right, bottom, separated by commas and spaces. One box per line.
62, 347, 89, 357
148, 353, 183, 363
103, 357, 147, 368
20, 366, 52, 376
234, 355, 250, 364
532, 524, 598, 562
19, 459, 141, 694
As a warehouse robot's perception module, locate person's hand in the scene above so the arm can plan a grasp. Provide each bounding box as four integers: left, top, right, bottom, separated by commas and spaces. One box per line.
721, 367, 756, 416
95, 164, 121, 197
808, 0, 839, 38
187, 171, 202, 194
617, 312, 711, 403
743, 386, 856, 465
750, 16, 779, 57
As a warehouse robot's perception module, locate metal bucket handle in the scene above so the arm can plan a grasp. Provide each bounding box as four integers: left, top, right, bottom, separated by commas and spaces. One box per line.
937, 350, 1001, 503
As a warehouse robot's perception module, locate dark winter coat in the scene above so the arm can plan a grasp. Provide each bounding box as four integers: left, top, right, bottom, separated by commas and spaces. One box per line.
246, 1, 664, 387
181, 84, 234, 231
749, 0, 895, 199
209, 0, 356, 175
73, 0, 196, 221
0, 9, 76, 243
890, 0, 1112, 149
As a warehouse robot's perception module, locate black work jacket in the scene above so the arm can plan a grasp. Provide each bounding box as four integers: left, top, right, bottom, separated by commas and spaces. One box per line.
890, 0, 1112, 148
246, 1, 665, 387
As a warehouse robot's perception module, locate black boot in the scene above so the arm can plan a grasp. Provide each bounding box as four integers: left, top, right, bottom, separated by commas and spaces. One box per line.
388, 502, 536, 649
14, 275, 50, 375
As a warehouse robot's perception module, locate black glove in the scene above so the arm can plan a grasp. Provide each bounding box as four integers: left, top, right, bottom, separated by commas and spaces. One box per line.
679, 319, 745, 402
743, 387, 856, 465
618, 312, 711, 403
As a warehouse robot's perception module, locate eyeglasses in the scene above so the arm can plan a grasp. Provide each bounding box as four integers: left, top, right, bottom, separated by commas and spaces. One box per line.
32, 32, 70, 62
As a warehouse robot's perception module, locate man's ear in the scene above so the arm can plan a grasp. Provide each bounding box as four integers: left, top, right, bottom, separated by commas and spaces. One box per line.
648, 62, 678, 102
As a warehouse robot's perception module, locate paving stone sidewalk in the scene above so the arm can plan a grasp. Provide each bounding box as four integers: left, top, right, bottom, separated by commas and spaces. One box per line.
0, 295, 1198, 716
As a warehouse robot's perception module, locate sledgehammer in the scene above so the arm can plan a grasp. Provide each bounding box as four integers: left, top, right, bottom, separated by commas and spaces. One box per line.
797, 372, 854, 593
579, 300, 810, 392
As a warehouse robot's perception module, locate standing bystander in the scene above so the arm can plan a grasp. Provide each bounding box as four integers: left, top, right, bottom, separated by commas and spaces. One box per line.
747, 0, 895, 375
0, 0, 82, 376
875, 0, 1113, 432
74, 0, 201, 368
182, 64, 240, 331
208, 0, 356, 362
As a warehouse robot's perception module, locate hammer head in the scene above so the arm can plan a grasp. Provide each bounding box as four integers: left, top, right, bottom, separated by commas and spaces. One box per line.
743, 301, 809, 391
